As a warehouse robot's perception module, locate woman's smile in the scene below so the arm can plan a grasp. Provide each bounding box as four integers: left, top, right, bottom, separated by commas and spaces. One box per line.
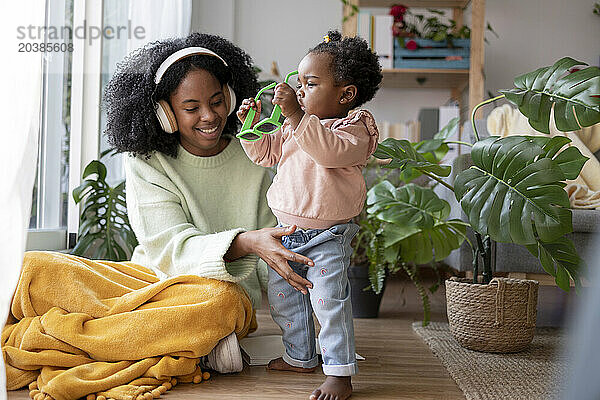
195, 124, 221, 138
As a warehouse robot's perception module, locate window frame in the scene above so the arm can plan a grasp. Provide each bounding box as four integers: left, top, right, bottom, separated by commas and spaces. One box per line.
26, 0, 104, 251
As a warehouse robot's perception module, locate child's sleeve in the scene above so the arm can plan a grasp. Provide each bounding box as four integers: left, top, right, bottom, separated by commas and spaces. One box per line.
292, 110, 379, 168
239, 128, 286, 167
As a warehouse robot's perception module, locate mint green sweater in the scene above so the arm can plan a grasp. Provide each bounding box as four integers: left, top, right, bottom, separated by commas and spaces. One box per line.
125, 139, 276, 308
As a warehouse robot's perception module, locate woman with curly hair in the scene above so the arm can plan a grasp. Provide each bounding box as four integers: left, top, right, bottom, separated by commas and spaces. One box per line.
4, 33, 316, 396
105, 33, 315, 302
107, 32, 320, 363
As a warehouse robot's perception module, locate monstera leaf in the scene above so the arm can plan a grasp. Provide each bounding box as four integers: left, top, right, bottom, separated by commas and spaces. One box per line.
454, 135, 586, 245
72, 160, 138, 261
374, 138, 451, 177
367, 181, 449, 229
532, 135, 589, 179
384, 219, 468, 264
526, 236, 582, 291
500, 57, 600, 134
367, 181, 467, 265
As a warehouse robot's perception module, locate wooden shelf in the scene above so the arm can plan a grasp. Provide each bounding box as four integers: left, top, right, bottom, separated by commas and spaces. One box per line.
355, 0, 470, 8
381, 68, 469, 89
342, 0, 485, 114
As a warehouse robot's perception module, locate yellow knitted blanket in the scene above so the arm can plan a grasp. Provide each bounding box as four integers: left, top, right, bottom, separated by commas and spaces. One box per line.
2, 251, 255, 400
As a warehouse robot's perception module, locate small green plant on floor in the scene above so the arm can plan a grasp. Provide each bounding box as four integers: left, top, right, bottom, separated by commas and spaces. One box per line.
353, 159, 452, 325
71, 150, 137, 261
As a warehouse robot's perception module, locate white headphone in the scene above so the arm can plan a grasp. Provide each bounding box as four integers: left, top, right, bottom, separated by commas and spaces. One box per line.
153, 46, 237, 133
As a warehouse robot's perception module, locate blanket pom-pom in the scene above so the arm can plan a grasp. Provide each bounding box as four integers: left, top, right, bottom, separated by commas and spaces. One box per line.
96, 396, 106, 400
192, 375, 202, 384
170, 378, 177, 386
29, 382, 38, 391
202, 371, 210, 380
143, 392, 153, 400
151, 389, 162, 398
162, 382, 172, 390
33, 393, 44, 400
86, 394, 96, 400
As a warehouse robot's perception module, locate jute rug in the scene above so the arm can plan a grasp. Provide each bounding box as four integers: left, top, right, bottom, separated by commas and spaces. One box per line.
412, 322, 569, 400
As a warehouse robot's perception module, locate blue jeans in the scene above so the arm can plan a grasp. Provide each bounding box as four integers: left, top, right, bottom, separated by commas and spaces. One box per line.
268, 222, 359, 376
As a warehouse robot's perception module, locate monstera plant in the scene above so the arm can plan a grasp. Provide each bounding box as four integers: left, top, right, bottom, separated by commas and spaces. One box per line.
367, 57, 599, 293
71, 152, 137, 261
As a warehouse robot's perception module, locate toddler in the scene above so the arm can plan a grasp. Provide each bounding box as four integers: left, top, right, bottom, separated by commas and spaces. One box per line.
237, 30, 382, 400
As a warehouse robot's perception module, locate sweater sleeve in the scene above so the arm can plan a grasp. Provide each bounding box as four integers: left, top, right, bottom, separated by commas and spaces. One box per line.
239, 128, 285, 167
125, 156, 257, 283
292, 112, 377, 168
255, 171, 277, 290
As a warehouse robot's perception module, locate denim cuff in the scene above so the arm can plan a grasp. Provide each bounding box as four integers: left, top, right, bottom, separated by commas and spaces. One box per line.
322, 362, 358, 376
283, 351, 319, 369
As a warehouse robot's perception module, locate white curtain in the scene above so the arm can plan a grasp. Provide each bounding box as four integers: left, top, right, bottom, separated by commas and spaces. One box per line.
0, 1, 45, 398
127, 0, 192, 53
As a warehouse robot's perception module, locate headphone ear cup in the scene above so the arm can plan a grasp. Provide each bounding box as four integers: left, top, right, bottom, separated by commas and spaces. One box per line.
224, 84, 237, 116
155, 100, 178, 133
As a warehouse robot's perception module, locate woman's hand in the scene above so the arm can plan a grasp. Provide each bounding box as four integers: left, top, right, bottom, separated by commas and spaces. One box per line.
236, 98, 261, 127
272, 83, 304, 125
226, 225, 315, 294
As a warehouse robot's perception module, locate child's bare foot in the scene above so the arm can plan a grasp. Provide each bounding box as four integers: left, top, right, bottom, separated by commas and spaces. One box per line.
267, 357, 317, 373
309, 376, 352, 400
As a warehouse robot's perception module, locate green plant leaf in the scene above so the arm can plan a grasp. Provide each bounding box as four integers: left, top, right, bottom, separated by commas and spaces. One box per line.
72, 179, 101, 203
374, 138, 451, 177
530, 136, 589, 179
552, 147, 589, 180
433, 117, 459, 140
454, 135, 572, 245
82, 160, 107, 181
391, 220, 467, 264
382, 224, 422, 247
525, 236, 582, 291
367, 181, 449, 230
500, 57, 600, 134
71, 160, 137, 261
367, 234, 386, 294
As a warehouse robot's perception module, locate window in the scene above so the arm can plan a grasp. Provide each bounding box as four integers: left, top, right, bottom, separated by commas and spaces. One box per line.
99, 0, 130, 186
27, 0, 74, 250
27, 0, 162, 251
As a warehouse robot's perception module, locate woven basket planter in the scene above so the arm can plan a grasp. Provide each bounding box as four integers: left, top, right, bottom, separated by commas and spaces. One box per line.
445, 277, 539, 353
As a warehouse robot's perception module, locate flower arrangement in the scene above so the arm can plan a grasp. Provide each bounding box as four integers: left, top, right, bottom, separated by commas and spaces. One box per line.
390, 4, 497, 48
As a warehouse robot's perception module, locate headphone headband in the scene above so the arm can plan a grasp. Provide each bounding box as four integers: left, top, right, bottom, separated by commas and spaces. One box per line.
152, 46, 237, 133
154, 46, 229, 85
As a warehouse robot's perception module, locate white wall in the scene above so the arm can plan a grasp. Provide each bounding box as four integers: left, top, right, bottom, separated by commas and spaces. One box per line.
191, 0, 600, 124
484, 0, 600, 97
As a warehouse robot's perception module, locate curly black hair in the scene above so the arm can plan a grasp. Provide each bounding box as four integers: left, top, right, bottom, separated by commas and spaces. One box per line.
104, 32, 259, 158
309, 30, 382, 107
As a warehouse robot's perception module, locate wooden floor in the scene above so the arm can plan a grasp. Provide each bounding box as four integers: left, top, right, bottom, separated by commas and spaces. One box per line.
8, 278, 465, 400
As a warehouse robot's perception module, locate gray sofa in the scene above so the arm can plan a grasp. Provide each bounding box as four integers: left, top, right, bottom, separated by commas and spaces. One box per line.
441, 120, 600, 277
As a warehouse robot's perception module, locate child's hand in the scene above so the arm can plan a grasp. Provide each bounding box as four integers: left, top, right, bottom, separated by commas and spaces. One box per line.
236, 98, 261, 127
272, 83, 303, 119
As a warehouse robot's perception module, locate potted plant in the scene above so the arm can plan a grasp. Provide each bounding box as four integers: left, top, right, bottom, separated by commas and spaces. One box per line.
348, 208, 388, 318
350, 161, 450, 323
71, 150, 138, 261
390, 5, 497, 69
367, 57, 599, 352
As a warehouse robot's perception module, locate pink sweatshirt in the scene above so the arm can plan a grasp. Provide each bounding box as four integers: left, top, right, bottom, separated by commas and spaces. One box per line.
240, 109, 379, 229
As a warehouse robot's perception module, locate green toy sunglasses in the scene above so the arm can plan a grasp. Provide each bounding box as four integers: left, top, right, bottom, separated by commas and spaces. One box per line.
237, 70, 298, 142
